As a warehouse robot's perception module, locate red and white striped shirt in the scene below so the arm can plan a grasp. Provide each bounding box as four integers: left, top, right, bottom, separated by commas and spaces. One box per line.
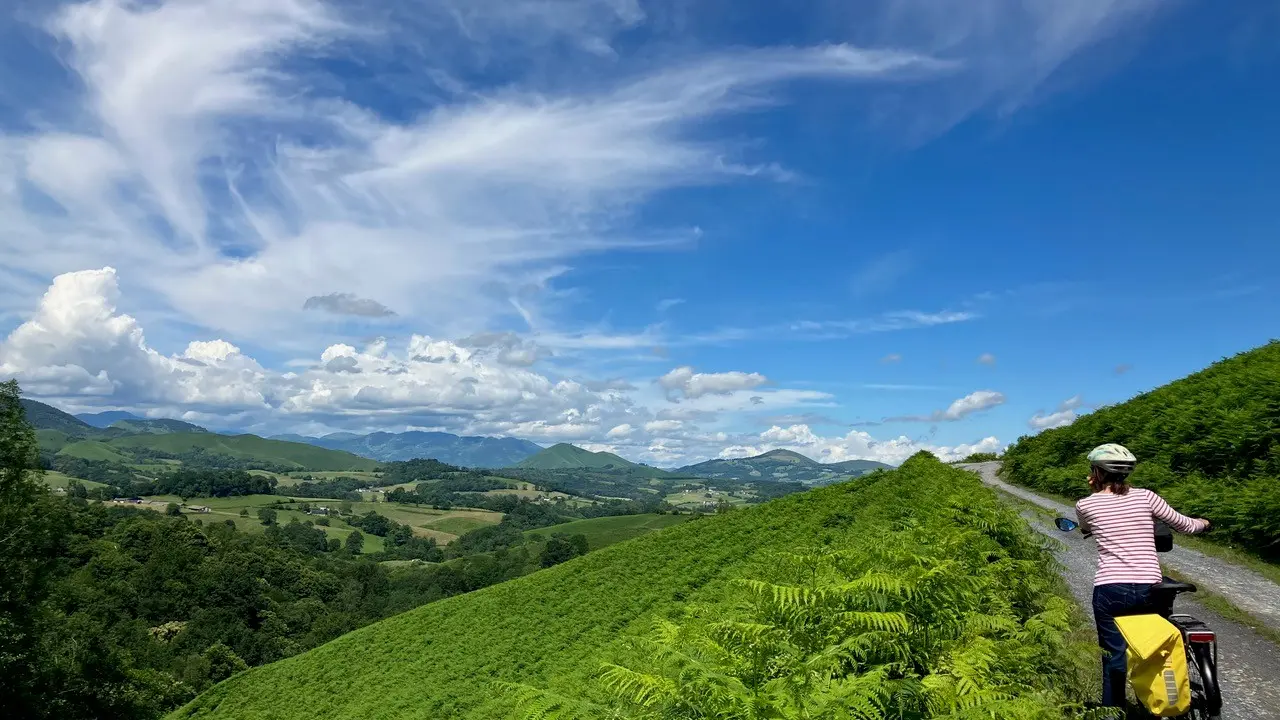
1075, 488, 1208, 586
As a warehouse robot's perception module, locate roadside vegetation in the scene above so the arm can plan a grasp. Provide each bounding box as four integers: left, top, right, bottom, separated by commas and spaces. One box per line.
1002, 341, 1280, 559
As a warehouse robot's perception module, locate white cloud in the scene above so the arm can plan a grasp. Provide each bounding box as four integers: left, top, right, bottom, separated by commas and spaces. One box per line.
656, 298, 685, 312
1, 0, 950, 350
722, 423, 1003, 466
606, 423, 634, 438
2, 269, 1003, 468
1028, 395, 1085, 430
977, 352, 996, 366
889, 389, 1005, 422
657, 366, 768, 401
881, 353, 903, 364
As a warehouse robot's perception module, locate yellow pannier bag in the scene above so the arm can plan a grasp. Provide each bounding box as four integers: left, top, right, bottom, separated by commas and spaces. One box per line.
1115, 614, 1191, 716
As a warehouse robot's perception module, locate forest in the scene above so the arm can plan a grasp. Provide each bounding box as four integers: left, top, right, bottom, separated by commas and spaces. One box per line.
0, 381, 593, 720
1002, 341, 1280, 557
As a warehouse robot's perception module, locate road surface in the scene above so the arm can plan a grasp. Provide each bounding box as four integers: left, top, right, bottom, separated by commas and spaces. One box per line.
960, 462, 1280, 719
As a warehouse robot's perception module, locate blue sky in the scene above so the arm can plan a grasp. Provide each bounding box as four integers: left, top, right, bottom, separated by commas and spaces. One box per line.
1, 0, 1277, 465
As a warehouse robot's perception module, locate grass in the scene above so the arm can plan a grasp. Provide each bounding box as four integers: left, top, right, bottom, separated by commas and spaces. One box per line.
58, 439, 133, 462
172, 455, 1087, 720
1162, 567, 1280, 646
523, 513, 691, 551
41, 470, 108, 491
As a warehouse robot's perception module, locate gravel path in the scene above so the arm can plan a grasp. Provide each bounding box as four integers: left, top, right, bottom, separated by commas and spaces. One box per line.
959, 462, 1280, 718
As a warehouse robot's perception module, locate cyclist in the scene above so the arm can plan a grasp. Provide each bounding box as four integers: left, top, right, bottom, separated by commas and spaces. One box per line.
1074, 443, 1210, 708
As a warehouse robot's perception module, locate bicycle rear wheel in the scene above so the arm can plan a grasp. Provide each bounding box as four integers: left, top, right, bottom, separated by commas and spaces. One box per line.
1185, 646, 1221, 720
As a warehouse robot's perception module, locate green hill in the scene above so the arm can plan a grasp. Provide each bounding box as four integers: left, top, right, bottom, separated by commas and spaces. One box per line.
57, 439, 133, 463
523, 513, 691, 551
1003, 340, 1280, 556
106, 433, 380, 471
111, 418, 209, 434
174, 454, 1086, 719
517, 443, 662, 475
20, 398, 98, 435
679, 448, 891, 485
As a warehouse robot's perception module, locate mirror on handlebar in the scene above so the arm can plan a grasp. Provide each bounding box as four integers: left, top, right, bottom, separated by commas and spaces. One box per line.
1054, 517, 1079, 532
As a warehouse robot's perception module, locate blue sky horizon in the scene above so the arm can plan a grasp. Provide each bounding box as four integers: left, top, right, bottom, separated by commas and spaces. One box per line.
2, 0, 1277, 466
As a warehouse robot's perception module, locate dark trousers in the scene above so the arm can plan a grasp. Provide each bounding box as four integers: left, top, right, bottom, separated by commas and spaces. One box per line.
1093, 582, 1157, 707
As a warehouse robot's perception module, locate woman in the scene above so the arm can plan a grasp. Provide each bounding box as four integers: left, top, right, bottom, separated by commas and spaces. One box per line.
1074, 443, 1210, 708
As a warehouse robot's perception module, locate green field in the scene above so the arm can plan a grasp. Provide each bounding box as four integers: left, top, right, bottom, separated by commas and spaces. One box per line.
41, 470, 108, 491
523, 513, 691, 551
58, 439, 133, 462
174, 454, 1089, 719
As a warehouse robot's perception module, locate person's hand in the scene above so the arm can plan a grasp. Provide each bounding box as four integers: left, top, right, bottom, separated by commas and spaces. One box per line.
1198, 519, 1211, 531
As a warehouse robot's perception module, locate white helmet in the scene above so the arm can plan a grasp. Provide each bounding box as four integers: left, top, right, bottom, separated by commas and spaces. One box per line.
1088, 443, 1136, 476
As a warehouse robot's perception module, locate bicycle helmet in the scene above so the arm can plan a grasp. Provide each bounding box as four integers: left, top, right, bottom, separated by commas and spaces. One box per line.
1088, 443, 1136, 476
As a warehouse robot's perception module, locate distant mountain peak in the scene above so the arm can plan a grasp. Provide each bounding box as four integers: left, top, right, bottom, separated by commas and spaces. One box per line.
755, 448, 815, 463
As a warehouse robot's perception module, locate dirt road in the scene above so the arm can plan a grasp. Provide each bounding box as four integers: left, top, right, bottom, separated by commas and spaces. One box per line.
961, 462, 1280, 718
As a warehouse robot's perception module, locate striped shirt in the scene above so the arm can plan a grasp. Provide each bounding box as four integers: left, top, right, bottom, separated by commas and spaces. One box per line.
1075, 488, 1208, 586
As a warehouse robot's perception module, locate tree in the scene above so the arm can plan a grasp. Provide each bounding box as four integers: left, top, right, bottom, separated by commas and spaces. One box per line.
0, 381, 67, 718
539, 534, 586, 568
67, 479, 88, 499
339, 501, 353, 515
257, 507, 278, 526
345, 530, 365, 555
166, 503, 183, 517
239, 508, 249, 517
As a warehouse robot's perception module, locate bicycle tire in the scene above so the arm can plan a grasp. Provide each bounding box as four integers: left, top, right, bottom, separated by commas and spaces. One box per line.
1190, 642, 1222, 718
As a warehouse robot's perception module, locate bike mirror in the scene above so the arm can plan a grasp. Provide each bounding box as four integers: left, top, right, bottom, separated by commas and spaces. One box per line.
1054, 517, 1079, 532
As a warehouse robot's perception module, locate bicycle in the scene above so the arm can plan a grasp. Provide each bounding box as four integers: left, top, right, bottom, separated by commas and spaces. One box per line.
1054, 517, 1223, 720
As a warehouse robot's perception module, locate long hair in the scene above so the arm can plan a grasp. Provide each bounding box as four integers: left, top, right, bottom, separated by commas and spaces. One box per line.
1089, 467, 1131, 495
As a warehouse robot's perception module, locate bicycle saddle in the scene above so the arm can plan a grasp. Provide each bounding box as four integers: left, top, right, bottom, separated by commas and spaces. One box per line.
1152, 580, 1197, 594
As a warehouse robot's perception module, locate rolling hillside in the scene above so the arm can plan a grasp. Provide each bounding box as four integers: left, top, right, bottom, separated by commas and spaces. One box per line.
20, 397, 379, 472
1003, 340, 1280, 556
517, 443, 665, 477
106, 433, 380, 471
679, 448, 891, 485
76, 410, 142, 427
277, 430, 541, 466
111, 418, 209, 434
523, 513, 691, 551
174, 454, 1087, 719
20, 399, 99, 435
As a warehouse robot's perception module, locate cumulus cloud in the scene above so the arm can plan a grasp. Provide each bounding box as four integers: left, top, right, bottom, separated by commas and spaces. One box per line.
658, 366, 768, 401
889, 390, 1005, 422
1, 269, 1000, 468
977, 352, 997, 366
722, 423, 1003, 466
304, 293, 397, 317
1028, 395, 1085, 430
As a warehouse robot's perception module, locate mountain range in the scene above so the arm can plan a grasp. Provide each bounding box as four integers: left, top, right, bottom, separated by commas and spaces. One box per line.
272, 431, 543, 468
677, 448, 891, 485
22, 399, 378, 472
